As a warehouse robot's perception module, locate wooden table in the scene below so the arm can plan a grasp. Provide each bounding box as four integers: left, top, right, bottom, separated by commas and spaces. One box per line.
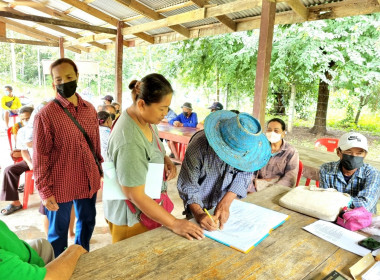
295, 145, 380, 181
71, 186, 361, 280
157, 122, 199, 163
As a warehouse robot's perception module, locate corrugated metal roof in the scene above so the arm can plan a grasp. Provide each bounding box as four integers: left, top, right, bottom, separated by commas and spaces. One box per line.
13, 6, 51, 17
127, 17, 173, 35
36, 25, 67, 37
89, 0, 138, 20
44, 0, 72, 12
139, 0, 189, 11
0, 0, 372, 50
68, 9, 107, 26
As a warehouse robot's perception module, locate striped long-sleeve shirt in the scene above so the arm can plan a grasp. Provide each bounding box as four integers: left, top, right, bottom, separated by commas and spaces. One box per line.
177, 130, 254, 213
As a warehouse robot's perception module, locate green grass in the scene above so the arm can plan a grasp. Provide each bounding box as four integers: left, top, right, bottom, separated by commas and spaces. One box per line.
327, 109, 380, 136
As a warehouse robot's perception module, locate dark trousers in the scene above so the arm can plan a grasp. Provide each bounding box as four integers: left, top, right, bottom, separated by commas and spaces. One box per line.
0, 160, 30, 201
45, 194, 97, 257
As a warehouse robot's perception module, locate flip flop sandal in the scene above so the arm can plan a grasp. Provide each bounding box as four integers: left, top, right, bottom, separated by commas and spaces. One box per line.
1, 204, 22, 215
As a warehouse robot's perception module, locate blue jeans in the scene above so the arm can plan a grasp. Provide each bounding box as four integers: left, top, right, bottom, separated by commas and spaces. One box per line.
45, 194, 97, 257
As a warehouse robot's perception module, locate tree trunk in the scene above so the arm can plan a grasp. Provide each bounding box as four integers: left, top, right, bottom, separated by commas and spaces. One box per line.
216, 66, 220, 102
288, 84, 296, 133
273, 90, 286, 114
37, 47, 41, 86
226, 84, 230, 109
310, 61, 335, 135
354, 95, 370, 125
10, 43, 17, 82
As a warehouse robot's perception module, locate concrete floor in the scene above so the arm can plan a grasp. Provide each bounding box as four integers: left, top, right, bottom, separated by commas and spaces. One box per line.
0, 129, 186, 252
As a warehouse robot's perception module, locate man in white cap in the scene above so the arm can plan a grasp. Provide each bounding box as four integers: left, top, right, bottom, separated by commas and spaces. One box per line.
319, 132, 380, 213
177, 110, 271, 231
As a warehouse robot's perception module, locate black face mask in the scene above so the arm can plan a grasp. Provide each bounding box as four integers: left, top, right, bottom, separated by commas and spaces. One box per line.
183, 112, 189, 117
110, 113, 116, 121
341, 154, 364, 171
56, 80, 77, 99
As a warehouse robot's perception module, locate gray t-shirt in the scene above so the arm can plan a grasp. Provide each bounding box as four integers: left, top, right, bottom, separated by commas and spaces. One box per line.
103, 111, 166, 226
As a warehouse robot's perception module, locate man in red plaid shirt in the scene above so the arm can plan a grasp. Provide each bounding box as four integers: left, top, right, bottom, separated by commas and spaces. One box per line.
33, 58, 103, 257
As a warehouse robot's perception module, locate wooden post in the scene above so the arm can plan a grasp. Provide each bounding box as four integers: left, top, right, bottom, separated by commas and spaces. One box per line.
0, 22, 6, 37
252, 0, 276, 127
115, 21, 123, 103
59, 37, 64, 58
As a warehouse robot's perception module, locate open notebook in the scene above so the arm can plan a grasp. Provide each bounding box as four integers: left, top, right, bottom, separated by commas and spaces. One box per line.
199, 200, 289, 253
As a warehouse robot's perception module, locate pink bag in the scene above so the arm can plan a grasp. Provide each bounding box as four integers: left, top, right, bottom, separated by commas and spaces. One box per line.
336, 207, 372, 231
125, 192, 174, 230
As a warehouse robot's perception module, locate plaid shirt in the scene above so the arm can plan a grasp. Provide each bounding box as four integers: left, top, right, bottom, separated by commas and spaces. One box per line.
319, 161, 380, 213
177, 130, 254, 213
33, 93, 103, 203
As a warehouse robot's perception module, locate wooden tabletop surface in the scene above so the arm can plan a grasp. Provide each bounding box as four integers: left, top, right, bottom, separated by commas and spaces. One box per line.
71, 185, 360, 280
157, 122, 199, 144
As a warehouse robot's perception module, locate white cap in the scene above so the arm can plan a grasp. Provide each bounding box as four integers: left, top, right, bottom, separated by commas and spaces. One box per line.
338, 132, 368, 152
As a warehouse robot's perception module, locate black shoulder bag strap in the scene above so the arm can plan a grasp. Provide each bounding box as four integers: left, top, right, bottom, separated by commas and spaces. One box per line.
53, 99, 103, 177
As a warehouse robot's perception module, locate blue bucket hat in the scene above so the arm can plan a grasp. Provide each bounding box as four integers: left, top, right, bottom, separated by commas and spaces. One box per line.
204, 110, 271, 172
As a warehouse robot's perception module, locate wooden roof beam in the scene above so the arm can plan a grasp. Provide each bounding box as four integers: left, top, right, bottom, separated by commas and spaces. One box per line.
0, 37, 59, 46
63, 33, 114, 47
285, 0, 309, 20
191, 0, 237, 31
60, 0, 154, 44
122, 0, 261, 35
0, 17, 83, 53
15, 2, 108, 50
114, 0, 190, 37
0, 11, 117, 34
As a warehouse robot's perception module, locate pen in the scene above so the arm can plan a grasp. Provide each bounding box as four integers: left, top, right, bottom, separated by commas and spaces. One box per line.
204, 208, 218, 229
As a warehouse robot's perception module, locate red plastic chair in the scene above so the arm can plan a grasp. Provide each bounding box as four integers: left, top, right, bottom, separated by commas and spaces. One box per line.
297, 160, 320, 187
305, 178, 320, 187
7, 127, 13, 151
296, 160, 303, 187
22, 170, 35, 209
315, 138, 339, 152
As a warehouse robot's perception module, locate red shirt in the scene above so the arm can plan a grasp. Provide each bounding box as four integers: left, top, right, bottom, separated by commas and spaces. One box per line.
33, 93, 103, 203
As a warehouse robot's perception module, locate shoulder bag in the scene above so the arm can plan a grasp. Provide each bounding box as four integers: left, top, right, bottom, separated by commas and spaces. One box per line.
5, 97, 15, 108
53, 99, 103, 177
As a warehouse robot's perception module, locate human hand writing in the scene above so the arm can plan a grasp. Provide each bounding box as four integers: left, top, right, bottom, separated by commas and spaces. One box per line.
195, 212, 219, 231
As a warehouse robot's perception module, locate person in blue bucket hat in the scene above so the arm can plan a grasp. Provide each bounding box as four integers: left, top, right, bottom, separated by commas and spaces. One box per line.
177, 110, 271, 231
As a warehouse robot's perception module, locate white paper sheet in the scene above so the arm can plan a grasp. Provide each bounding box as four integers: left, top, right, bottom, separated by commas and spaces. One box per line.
196, 200, 289, 253
303, 220, 380, 257
102, 162, 127, 200
144, 163, 164, 199
362, 261, 380, 280
102, 162, 164, 200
